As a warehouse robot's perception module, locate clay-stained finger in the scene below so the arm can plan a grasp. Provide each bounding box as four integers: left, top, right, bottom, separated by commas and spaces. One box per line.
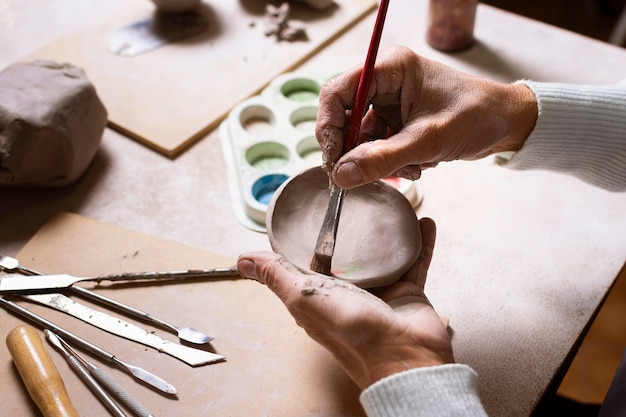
237, 252, 317, 302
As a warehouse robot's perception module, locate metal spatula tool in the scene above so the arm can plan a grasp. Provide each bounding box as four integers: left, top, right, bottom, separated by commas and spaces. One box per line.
23, 291, 225, 366
0, 296, 177, 395
0, 255, 214, 345
0, 256, 224, 366
0, 263, 240, 292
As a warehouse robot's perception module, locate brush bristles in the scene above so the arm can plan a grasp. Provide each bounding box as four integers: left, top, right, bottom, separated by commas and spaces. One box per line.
310, 253, 332, 276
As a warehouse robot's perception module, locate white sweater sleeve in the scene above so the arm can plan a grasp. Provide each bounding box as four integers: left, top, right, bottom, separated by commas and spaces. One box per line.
360, 364, 488, 417
358, 82, 625, 417
503, 80, 626, 192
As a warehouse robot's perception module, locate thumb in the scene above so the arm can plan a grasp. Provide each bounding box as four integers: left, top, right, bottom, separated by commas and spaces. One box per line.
331, 136, 425, 189
237, 251, 311, 303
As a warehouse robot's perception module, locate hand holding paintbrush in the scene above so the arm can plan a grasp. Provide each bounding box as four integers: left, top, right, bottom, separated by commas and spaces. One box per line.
310, 0, 390, 275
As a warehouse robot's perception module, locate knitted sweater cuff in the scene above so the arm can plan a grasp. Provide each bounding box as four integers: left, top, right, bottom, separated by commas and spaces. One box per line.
503, 80, 626, 192
360, 364, 488, 417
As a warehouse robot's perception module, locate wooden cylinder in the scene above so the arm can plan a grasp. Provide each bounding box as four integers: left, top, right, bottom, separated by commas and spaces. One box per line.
6, 325, 80, 417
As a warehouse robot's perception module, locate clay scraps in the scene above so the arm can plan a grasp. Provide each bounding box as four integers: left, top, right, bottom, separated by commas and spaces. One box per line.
264, 3, 308, 42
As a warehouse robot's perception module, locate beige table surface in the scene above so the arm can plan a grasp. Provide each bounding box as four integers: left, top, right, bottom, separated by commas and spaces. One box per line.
1, 1, 626, 416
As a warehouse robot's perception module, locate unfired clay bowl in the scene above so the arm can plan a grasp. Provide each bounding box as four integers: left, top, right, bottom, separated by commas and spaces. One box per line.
266, 166, 422, 288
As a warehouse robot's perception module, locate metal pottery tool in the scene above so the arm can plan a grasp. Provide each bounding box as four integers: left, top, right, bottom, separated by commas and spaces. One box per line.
22, 292, 225, 367
46, 331, 128, 417
310, 0, 390, 275
0, 265, 240, 292
70, 286, 213, 345
6, 325, 80, 417
0, 297, 177, 395
0, 255, 214, 345
1, 261, 224, 370
107, 8, 209, 58
46, 330, 154, 417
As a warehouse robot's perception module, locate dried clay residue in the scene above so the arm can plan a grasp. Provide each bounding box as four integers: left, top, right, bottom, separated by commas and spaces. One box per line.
264, 3, 308, 42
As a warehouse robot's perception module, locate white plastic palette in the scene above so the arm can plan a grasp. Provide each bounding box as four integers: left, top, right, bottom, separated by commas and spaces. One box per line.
220, 72, 422, 232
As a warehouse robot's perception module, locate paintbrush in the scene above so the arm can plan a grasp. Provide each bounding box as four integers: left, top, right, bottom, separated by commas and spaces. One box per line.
310, 0, 390, 275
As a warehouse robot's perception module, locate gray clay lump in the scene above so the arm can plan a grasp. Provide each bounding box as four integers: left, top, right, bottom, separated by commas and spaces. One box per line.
0, 60, 107, 187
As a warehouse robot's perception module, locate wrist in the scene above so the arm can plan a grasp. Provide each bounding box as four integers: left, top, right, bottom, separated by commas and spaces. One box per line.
491, 82, 538, 154
348, 301, 455, 389
361, 345, 453, 388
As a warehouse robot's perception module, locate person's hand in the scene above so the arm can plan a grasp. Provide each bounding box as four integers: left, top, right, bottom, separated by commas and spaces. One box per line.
316, 45, 538, 189
237, 218, 454, 389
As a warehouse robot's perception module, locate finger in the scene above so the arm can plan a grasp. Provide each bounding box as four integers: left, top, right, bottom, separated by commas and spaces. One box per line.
316, 69, 363, 166
331, 129, 435, 188
316, 47, 411, 170
405, 217, 437, 287
392, 165, 422, 181
358, 108, 394, 142
237, 251, 314, 304
378, 218, 437, 302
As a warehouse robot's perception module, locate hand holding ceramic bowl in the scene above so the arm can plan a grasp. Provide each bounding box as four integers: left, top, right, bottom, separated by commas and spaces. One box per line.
266, 166, 422, 288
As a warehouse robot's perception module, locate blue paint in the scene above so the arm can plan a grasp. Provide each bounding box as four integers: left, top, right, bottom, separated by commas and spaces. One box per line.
252, 174, 289, 205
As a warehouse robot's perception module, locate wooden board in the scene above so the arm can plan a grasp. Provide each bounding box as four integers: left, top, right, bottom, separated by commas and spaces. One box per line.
0, 212, 364, 416
24, 1, 375, 157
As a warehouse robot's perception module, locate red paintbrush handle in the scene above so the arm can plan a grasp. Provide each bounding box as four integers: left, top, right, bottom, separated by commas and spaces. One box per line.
343, 0, 390, 154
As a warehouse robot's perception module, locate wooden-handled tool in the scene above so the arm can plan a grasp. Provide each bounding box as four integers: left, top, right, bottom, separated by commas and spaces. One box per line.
6, 325, 80, 417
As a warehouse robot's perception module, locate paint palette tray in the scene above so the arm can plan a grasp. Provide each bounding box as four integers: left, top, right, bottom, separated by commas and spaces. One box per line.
220, 72, 422, 232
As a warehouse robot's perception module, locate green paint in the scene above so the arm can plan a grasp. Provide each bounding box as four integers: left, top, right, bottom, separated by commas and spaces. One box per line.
285, 90, 318, 101
299, 149, 322, 163
251, 156, 288, 170
335, 264, 362, 276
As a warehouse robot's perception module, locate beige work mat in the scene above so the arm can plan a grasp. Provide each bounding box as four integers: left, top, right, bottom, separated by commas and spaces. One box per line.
0, 212, 363, 416
23, 1, 375, 157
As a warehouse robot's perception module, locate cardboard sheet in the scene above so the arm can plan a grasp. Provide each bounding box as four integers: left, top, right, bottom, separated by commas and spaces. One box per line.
0, 212, 363, 416
23, 1, 376, 157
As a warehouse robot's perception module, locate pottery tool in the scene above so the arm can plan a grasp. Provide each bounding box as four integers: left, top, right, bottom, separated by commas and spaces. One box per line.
0, 265, 240, 292
46, 330, 154, 417
310, 0, 390, 275
46, 331, 128, 417
0, 297, 177, 395
309, 185, 346, 275
0, 255, 213, 345
22, 292, 224, 367
107, 8, 209, 58
6, 325, 80, 417
70, 286, 213, 344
